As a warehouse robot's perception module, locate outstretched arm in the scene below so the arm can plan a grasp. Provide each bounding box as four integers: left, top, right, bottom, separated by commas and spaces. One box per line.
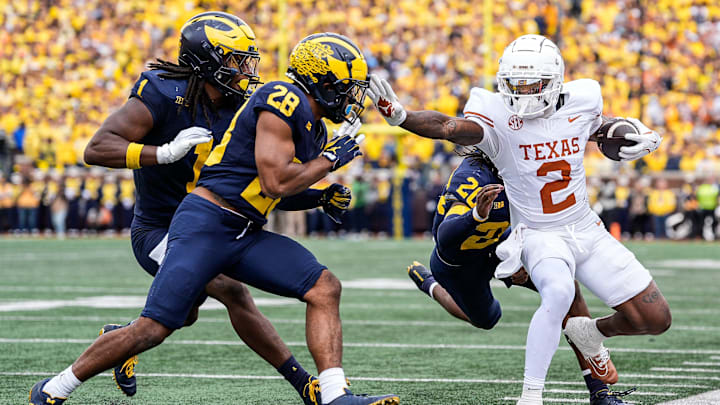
401, 111, 485, 146
367, 75, 484, 146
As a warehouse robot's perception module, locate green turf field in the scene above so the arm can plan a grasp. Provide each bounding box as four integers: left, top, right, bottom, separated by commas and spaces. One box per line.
1, 238, 719, 404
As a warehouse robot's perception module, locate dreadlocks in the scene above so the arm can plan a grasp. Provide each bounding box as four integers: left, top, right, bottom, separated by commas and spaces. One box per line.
456, 146, 503, 183
147, 59, 213, 125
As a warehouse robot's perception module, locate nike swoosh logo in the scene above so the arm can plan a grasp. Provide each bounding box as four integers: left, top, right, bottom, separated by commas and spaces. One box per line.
568, 115, 581, 123
596, 220, 602, 226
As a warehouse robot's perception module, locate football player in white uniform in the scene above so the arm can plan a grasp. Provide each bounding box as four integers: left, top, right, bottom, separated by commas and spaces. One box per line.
368, 34, 669, 405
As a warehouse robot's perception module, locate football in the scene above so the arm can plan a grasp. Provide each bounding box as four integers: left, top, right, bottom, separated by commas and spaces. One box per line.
595, 118, 639, 161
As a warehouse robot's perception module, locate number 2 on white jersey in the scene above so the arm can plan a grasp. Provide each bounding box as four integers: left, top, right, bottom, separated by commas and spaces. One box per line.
537, 160, 576, 214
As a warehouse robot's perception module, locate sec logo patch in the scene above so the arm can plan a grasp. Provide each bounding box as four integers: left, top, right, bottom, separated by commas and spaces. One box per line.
508, 115, 523, 130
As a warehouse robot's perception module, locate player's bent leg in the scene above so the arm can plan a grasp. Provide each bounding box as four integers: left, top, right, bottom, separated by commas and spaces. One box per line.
75, 317, 172, 381
407, 261, 470, 323
598, 281, 672, 337
205, 275, 321, 405
565, 282, 618, 388
428, 249, 501, 329
32, 317, 173, 403
206, 274, 292, 367
230, 230, 397, 404
303, 270, 344, 371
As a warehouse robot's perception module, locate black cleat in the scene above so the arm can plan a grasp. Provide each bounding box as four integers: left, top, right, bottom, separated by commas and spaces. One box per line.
99, 323, 137, 396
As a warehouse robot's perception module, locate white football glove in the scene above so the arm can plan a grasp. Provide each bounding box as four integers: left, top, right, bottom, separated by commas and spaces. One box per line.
156, 126, 212, 164
367, 74, 407, 126
332, 119, 365, 145
618, 118, 662, 161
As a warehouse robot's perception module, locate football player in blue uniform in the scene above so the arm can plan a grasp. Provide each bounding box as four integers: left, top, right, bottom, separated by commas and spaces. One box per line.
30, 33, 398, 405
31, 13, 329, 405
407, 148, 632, 405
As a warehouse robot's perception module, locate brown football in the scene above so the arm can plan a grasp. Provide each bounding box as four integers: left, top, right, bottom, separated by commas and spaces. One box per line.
596, 118, 638, 161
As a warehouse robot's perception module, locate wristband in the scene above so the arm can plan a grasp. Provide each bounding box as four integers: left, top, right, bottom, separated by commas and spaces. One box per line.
472, 205, 488, 222
126, 142, 144, 169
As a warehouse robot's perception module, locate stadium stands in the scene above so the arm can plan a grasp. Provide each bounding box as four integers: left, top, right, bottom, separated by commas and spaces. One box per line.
1, 0, 719, 239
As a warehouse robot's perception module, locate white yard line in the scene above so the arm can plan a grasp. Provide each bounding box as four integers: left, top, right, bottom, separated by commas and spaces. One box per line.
656, 389, 720, 405
503, 397, 635, 404
684, 362, 720, 367
622, 373, 720, 382
651, 367, 720, 374
2, 337, 720, 357
648, 259, 720, 269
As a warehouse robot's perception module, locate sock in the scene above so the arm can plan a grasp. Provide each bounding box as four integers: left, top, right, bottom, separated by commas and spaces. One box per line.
43, 365, 82, 398
427, 281, 439, 299
277, 356, 313, 397
319, 367, 347, 404
583, 369, 608, 395
520, 375, 544, 401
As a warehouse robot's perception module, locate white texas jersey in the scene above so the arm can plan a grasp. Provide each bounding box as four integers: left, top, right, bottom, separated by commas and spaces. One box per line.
464, 79, 603, 229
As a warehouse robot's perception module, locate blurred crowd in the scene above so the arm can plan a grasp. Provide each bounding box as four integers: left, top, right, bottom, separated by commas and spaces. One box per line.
1, 0, 719, 239
2, 163, 719, 241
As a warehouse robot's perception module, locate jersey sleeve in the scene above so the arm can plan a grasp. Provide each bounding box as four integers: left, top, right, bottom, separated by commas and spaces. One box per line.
463, 87, 501, 158
129, 72, 170, 128
251, 82, 307, 133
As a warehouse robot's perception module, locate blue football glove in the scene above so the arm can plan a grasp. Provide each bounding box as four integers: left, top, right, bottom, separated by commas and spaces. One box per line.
319, 183, 352, 224
322, 120, 364, 171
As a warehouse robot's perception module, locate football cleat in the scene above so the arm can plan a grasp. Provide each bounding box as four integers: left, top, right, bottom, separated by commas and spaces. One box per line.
327, 388, 399, 405
29, 378, 66, 405
564, 317, 617, 384
99, 324, 137, 396
302, 375, 322, 405
407, 261, 437, 297
590, 388, 636, 405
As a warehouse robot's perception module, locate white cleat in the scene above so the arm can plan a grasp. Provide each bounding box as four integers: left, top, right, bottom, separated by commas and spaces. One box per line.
564, 317, 618, 383
564, 317, 605, 357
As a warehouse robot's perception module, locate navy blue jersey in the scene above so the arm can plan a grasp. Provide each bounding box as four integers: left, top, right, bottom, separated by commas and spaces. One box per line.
431, 157, 510, 265
197, 81, 326, 224
130, 69, 237, 226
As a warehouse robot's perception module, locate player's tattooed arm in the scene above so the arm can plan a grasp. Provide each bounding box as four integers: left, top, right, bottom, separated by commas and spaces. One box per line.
588, 115, 613, 142
255, 111, 334, 199
401, 111, 484, 146
84, 98, 160, 168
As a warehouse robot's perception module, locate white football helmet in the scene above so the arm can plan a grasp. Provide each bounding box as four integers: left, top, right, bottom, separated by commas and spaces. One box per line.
497, 34, 564, 119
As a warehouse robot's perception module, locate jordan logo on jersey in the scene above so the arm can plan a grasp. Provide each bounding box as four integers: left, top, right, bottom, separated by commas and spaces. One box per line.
508, 115, 523, 130
518, 137, 580, 160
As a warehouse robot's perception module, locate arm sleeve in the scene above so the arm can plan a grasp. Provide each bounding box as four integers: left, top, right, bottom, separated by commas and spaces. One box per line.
463, 88, 500, 158
435, 210, 481, 252
129, 72, 169, 128
275, 188, 324, 211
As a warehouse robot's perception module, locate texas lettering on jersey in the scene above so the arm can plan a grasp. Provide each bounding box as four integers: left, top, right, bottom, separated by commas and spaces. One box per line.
518, 137, 580, 161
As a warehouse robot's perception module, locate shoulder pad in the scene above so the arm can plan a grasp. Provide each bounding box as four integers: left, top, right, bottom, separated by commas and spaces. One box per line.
464, 87, 502, 127
560, 79, 603, 115
133, 70, 186, 103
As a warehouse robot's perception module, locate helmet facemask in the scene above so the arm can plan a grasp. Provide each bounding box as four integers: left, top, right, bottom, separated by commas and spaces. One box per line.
211, 45, 261, 100
320, 77, 369, 124
497, 75, 562, 118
